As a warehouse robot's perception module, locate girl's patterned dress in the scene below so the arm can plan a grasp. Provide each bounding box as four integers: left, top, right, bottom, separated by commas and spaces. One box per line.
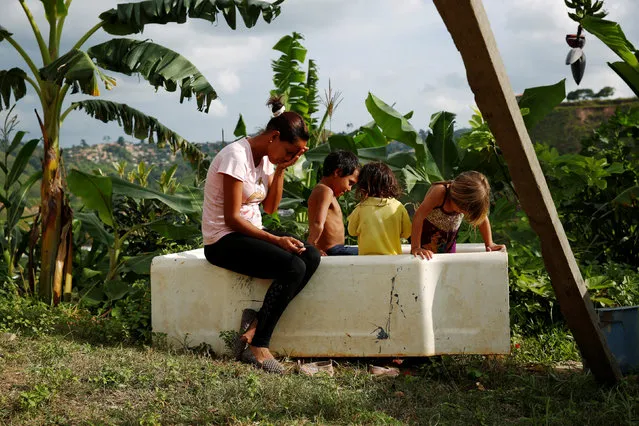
420, 183, 464, 253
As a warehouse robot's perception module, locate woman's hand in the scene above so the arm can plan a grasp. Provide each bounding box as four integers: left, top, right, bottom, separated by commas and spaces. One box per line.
276, 236, 306, 255
412, 247, 434, 260
485, 243, 506, 252
276, 146, 309, 172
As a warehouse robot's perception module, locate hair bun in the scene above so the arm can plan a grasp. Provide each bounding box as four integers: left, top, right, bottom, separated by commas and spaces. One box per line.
266, 95, 285, 117
272, 105, 286, 117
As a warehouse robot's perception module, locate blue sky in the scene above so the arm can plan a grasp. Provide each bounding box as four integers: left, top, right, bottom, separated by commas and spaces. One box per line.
1, 0, 638, 147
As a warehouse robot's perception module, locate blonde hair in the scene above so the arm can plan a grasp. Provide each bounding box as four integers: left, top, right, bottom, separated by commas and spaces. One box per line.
447, 171, 490, 226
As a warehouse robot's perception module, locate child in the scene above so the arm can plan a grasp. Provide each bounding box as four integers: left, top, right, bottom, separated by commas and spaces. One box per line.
411, 171, 506, 260
307, 150, 360, 256
347, 162, 411, 255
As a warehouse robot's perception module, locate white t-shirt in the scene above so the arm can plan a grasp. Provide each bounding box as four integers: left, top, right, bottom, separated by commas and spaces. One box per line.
202, 138, 274, 245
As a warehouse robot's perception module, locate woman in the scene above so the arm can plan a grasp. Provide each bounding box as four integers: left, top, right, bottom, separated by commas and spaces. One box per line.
203, 97, 320, 373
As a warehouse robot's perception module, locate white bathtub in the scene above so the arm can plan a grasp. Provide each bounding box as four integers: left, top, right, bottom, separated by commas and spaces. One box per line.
151, 244, 510, 357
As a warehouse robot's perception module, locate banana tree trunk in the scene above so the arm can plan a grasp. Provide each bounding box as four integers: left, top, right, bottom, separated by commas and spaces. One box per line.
37, 84, 72, 305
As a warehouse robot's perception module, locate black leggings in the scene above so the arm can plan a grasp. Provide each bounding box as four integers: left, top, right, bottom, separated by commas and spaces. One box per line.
204, 231, 321, 348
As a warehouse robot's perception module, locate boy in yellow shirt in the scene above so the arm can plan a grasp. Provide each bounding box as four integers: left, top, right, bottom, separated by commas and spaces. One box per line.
347, 162, 411, 255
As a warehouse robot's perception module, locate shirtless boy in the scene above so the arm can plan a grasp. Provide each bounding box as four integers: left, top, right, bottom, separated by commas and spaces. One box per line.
307, 150, 360, 255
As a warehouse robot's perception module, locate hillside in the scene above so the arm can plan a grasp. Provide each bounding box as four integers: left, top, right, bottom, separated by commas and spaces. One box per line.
62, 140, 227, 184
529, 97, 639, 153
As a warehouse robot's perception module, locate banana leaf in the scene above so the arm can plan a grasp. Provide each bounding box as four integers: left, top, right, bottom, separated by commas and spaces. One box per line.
87, 38, 216, 112
517, 79, 566, 130
0, 68, 28, 111
99, 0, 284, 35
68, 170, 114, 226
426, 111, 459, 180
608, 62, 639, 97
7, 138, 40, 189
581, 16, 639, 70
111, 177, 198, 214
233, 114, 247, 137
74, 212, 115, 247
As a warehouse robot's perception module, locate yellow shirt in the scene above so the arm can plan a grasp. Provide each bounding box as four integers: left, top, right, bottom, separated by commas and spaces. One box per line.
347, 197, 412, 255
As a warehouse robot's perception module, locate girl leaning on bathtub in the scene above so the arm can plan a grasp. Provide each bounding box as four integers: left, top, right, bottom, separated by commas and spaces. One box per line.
411, 171, 506, 260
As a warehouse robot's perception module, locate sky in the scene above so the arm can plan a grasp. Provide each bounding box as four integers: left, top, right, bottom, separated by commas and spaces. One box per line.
1, 0, 638, 148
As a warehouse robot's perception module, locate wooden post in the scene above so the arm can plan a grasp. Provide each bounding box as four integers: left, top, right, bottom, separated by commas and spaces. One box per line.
432, 0, 621, 383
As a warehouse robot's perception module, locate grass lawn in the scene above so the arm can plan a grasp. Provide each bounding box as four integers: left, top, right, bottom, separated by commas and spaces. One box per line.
1, 331, 638, 425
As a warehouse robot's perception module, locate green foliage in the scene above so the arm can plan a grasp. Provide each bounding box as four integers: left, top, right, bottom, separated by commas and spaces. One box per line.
233, 114, 247, 138
99, 0, 284, 35
0, 279, 152, 344
0, 68, 27, 111
0, 108, 41, 290
567, 86, 615, 101
270, 32, 332, 150
304, 60, 320, 129
0, 294, 63, 336
19, 384, 53, 410
87, 38, 216, 112
528, 98, 639, 153
565, 0, 607, 21
90, 365, 134, 388
575, 107, 639, 264
272, 32, 310, 117
517, 79, 566, 129
67, 167, 201, 305
39, 49, 114, 96
567, 3, 639, 97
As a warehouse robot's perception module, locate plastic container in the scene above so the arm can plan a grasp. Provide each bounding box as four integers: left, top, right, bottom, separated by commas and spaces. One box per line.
597, 306, 639, 374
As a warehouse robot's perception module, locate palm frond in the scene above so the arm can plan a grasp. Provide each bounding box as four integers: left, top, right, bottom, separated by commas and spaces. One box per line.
305, 59, 320, 130
99, 0, 284, 35
88, 38, 216, 112
271, 32, 309, 117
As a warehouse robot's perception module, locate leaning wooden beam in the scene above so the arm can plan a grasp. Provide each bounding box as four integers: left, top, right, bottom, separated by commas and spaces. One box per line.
432, 0, 621, 384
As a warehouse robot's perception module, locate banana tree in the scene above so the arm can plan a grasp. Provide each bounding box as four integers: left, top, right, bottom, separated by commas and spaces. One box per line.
0, 0, 283, 304
270, 32, 326, 148
565, 0, 639, 96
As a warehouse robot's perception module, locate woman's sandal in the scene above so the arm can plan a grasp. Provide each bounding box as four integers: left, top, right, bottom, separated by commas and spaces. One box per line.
232, 309, 258, 360
240, 348, 285, 374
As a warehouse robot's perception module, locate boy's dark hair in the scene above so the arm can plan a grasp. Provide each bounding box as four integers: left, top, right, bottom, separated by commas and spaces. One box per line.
356, 161, 402, 199
322, 150, 360, 177
265, 96, 310, 143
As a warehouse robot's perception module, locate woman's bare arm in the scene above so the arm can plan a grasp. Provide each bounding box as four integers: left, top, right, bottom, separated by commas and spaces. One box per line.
223, 174, 304, 254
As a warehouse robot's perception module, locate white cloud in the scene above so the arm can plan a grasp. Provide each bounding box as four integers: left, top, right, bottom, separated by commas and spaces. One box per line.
189, 36, 267, 71
216, 70, 241, 94
208, 99, 228, 117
